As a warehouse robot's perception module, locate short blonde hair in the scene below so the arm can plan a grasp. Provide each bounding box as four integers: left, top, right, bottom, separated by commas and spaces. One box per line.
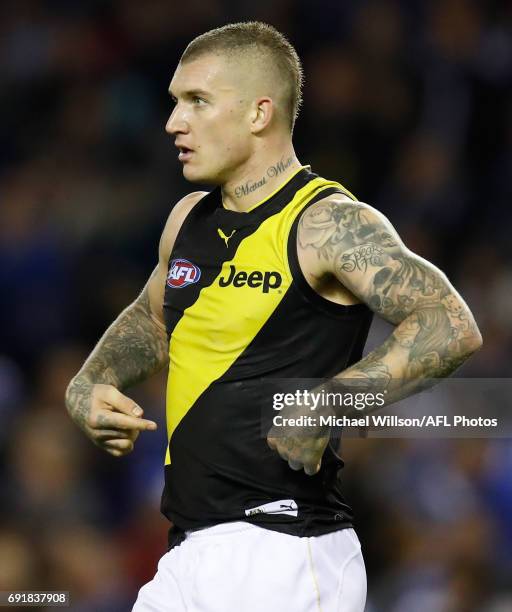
181, 21, 303, 131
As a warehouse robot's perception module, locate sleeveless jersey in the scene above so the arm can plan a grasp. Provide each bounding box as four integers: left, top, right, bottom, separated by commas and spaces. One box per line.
161, 167, 373, 544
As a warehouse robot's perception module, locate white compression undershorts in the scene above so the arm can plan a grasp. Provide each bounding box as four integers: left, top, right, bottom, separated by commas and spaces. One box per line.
132, 522, 367, 612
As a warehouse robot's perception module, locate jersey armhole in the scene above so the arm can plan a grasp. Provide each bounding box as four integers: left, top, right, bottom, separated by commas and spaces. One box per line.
286, 188, 370, 319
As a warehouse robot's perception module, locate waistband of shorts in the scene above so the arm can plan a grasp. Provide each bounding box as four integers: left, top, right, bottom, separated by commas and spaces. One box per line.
185, 521, 259, 539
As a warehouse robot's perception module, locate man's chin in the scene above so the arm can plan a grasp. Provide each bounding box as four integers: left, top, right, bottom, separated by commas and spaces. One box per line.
182, 164, 218, 185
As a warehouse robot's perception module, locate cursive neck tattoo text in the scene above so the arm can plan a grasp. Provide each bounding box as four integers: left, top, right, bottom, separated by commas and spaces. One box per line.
234, 156, 294, 198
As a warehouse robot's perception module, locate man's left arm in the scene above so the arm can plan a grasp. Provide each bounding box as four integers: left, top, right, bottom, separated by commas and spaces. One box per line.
268, 197, 482, 472
315, 198, 481, 389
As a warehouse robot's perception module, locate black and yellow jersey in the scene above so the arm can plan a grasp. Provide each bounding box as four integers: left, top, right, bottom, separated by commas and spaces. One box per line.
161, 167, 372, 545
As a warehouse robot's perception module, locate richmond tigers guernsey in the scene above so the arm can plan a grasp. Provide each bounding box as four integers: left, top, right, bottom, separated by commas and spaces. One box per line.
161, 167, 373, 546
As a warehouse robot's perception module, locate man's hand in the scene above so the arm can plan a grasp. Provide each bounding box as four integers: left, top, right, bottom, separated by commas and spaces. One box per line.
65, 381, 157, 457
266, 402, 332, 475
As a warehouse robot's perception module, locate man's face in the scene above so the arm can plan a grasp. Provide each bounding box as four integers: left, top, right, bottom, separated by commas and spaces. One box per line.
166, 54, 254, 184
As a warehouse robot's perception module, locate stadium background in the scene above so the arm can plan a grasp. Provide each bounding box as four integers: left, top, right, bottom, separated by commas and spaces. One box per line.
1, 1, 511, 610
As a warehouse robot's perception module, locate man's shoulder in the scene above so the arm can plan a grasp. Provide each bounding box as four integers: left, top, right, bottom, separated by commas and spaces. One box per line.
298, 191, 382, 232
168, 190, 210, 229
159, 191, 209, 264
296, 190, 402, 266
172, 190, 210, 218
310, 170, 358, 202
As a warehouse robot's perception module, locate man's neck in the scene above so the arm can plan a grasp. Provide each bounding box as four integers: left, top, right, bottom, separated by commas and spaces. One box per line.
221, 148, 302, 212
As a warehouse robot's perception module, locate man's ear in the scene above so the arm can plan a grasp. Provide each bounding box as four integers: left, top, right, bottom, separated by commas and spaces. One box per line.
250, 97, 274, 134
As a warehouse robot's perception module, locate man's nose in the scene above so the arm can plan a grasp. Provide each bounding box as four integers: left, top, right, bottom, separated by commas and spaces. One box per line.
165, 107, 188, 135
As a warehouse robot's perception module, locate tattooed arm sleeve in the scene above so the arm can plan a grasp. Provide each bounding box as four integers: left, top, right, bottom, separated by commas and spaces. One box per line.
298, 198, 483, 408
64, 269, 169, 435
64, 192, 208, 436
70, 270, 169, 392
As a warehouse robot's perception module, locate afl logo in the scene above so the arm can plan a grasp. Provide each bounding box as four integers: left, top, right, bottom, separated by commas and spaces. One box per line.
167, 259, 201, 288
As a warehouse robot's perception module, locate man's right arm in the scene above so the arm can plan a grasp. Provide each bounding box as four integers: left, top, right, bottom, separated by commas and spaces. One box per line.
65, 191, 207, 456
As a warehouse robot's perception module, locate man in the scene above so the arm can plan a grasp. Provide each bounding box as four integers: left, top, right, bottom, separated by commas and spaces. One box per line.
65, 22, 482, 612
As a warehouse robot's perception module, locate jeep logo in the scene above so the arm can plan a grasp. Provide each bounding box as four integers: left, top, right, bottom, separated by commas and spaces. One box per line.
219, 265, 282, 293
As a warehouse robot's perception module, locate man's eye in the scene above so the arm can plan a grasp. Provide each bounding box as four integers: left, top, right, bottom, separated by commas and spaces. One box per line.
193, 97, 206, 105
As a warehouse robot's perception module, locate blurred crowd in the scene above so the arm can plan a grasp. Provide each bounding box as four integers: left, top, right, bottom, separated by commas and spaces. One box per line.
0, 0, 511, 610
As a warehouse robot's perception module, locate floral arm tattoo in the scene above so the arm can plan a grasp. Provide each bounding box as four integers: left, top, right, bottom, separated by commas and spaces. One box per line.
298, 199, 482, 410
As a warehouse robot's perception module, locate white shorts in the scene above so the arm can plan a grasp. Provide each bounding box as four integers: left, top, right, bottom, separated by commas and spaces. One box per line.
132, 522, 366, 612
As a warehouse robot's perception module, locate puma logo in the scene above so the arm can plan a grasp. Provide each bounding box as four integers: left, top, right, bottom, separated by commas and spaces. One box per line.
279, 503, 295, 511
217, 228, 236, 247
244, 499, 298, 518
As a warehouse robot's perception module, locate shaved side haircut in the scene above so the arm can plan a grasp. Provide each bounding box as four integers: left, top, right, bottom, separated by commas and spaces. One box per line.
180, 21, 303, 131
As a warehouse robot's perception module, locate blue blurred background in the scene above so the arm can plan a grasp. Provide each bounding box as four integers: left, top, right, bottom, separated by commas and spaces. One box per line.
0, 1, 511, 610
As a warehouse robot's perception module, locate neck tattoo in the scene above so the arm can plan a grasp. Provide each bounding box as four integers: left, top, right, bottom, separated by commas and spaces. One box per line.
234, 156, 294, 198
